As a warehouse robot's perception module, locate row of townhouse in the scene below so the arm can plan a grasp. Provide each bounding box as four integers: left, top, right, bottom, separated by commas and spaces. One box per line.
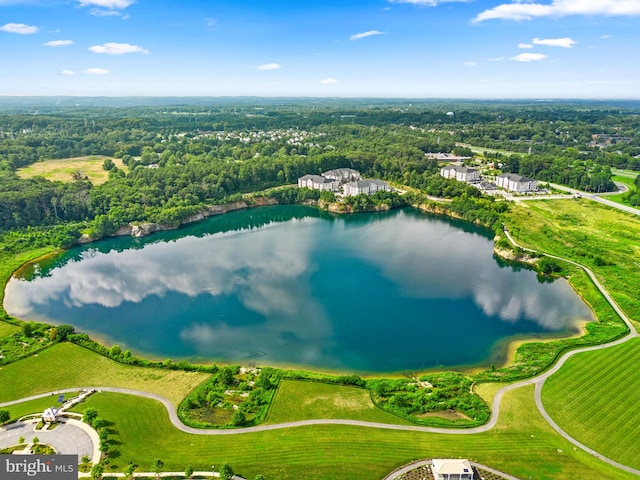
298, 168, 391, 196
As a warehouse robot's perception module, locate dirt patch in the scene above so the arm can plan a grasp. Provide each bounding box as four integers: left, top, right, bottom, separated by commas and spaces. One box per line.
332, 396, 372, 410
415, 409, 471, 421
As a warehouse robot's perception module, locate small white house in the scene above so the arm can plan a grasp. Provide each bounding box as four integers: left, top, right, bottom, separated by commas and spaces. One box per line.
440, 166, 480, 183
297, 174, 338, 191
342, 179, 390, 196
496, 173, 538, 192
431, 459, 474, 480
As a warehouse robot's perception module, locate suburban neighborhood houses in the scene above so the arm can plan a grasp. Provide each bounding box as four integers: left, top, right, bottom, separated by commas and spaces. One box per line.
297, 168, 391, 196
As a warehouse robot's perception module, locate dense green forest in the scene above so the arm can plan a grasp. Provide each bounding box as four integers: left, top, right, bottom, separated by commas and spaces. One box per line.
1, 99, 638, 243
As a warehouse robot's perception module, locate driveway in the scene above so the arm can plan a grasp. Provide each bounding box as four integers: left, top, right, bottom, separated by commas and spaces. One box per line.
0, 419, 97, 462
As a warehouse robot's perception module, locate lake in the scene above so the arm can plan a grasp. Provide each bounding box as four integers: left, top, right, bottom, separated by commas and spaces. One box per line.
4, 206, 594, 373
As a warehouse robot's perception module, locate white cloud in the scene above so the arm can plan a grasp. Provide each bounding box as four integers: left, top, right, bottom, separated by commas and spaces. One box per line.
205, 17, 217, 30
89, 8, 125, 17
253, 63, 282, 71
518, 43, 534, 49
61, 70, 76, 76
600, 34, 612, 39
0, 22, 38, 34
511, 53, 548, 62
474, 0, 640, 22
389, 0, 472, 6
83, 67, 110, 74
488, 57, 505, 62
349, 30, 386, 40
44, 39, 73, 47
319, 78, 339, 84
89, 42, 150, 54
77, 0, 134, 7
533, 37, 577, 48
77, 0, 133, 18
464, 61, 477, 67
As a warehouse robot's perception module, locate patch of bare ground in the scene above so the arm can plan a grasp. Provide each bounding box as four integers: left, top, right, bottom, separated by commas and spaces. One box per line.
415, 409, 472, 421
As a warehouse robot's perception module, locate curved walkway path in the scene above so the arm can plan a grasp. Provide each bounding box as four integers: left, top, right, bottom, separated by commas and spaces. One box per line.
1, 234, 639, 476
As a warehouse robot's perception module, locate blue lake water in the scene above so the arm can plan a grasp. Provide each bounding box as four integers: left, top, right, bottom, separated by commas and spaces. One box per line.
4, 206, 594, 373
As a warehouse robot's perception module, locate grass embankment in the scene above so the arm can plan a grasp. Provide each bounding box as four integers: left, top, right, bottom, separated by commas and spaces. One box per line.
0, 342, 208, 406
65, 386, 635, 480
542, 338, 640, 470
264, 379, 412, 425
0, 321, 18, 337
604, 175, 636, 205
506, 199, 640, 332
16, 156, 126, 185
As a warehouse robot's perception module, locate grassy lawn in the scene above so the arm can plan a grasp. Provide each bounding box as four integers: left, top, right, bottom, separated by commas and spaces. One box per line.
69, 385, 636, 480
506, 199, 640, 331
0, 321, 19, 337
265, 379, 412, 425
16, 156, 126, 185
0, 342, 208, 406
542, 337, 640, 470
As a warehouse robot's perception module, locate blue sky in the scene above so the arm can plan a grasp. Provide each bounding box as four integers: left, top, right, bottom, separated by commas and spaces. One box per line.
1, 0, 640, 98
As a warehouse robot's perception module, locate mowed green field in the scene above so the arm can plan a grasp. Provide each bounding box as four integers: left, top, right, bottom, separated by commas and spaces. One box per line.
17, 156, 126, 185
66, 386, 635, 480
507, 199, 640, 330
0, 342, 208, 406
0, 321, 19, 337
542, 338, 640, 470
265, 380, 411, 425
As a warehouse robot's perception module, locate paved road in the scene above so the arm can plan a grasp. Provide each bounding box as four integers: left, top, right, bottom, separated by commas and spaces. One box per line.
0, 418, 97, 463
547, 182, 640, 216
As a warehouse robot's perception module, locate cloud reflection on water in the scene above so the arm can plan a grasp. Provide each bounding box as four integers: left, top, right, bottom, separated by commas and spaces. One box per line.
333, 212, 593, 329
4, 209, 593, 368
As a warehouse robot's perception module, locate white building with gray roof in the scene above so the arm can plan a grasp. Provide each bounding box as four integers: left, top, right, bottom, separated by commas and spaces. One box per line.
342, 179, 390, 196
322, 168, 361, 183
440, 165, 480, 183
297, 174, 339, 191
496, 173, 538, 192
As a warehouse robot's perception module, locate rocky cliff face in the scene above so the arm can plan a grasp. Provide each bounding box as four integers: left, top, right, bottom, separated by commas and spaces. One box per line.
102, 198, 281, 239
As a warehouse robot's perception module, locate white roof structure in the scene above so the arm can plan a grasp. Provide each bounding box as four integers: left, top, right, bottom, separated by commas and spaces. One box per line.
431, 459, 473, 479
42, 407, 60, 422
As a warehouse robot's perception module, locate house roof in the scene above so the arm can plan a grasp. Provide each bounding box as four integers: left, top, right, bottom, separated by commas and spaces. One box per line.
345, 179, 388, 188
323, 168, 359, 176
299, 174, 334, 183
43, 407, 59, 418
498, 173, 534, 183
431, 459, 472, 475
442, 166, 477, 173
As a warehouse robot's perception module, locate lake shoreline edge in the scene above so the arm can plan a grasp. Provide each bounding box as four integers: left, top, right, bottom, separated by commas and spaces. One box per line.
3, 196, 607, 379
